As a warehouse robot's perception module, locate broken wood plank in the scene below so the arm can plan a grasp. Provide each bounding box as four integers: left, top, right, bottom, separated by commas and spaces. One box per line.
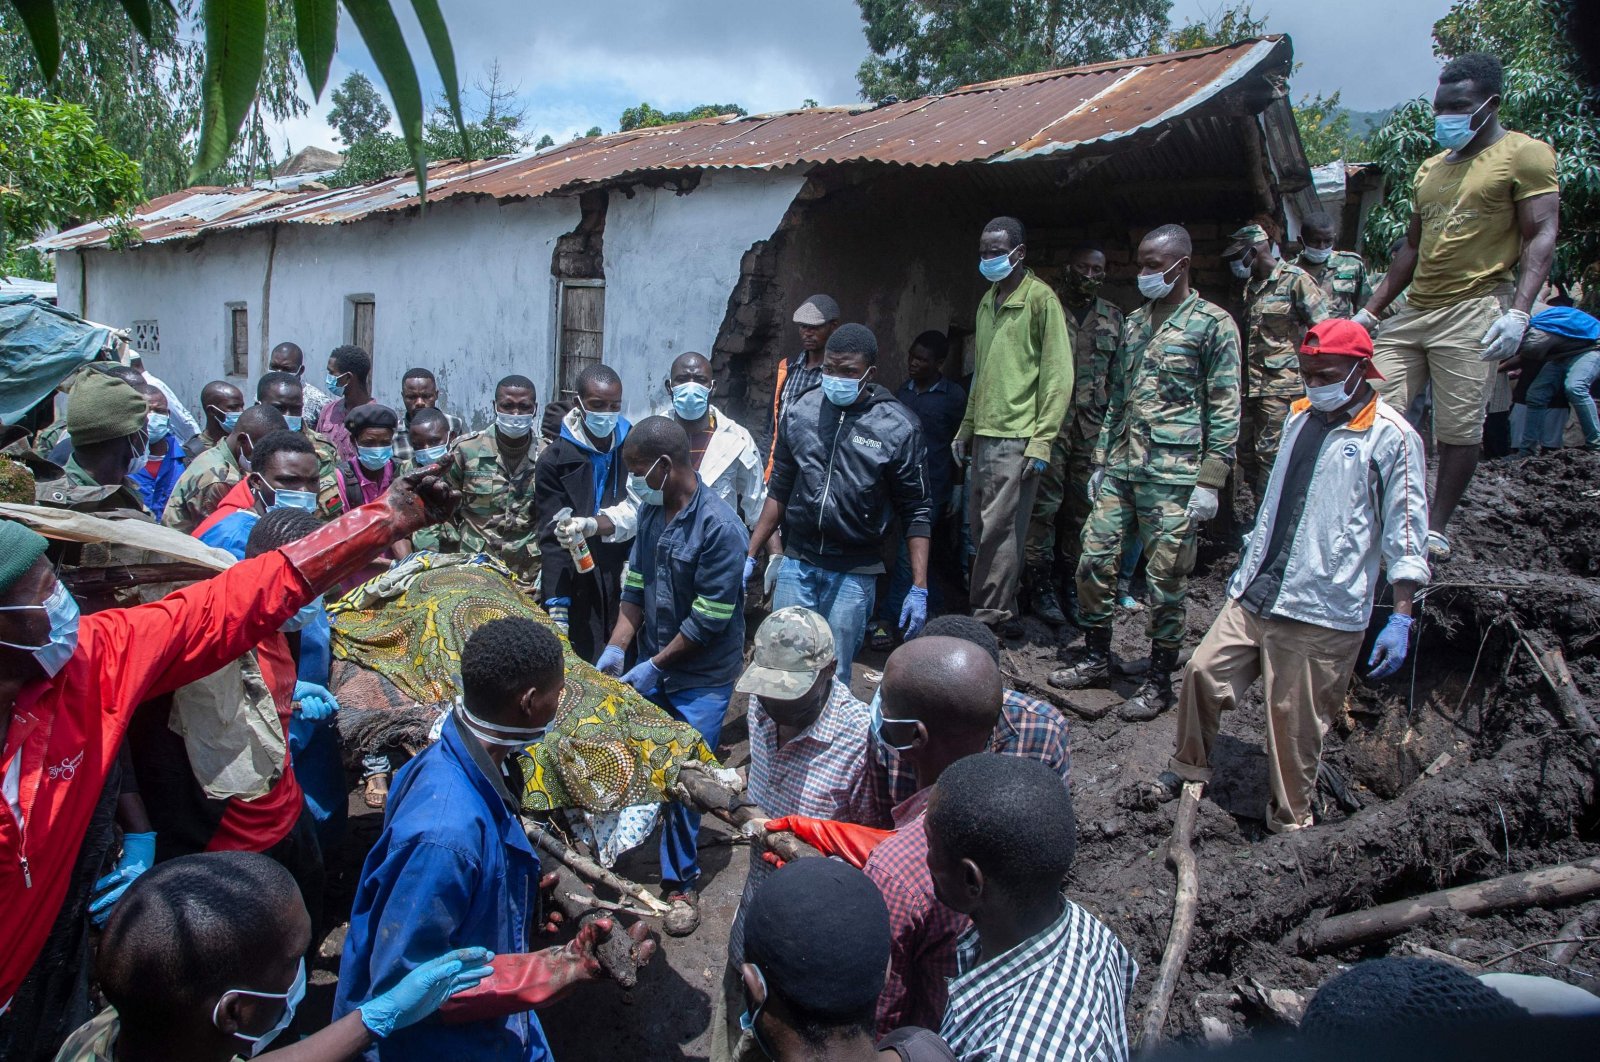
1137, 781, 1203, 1049
1550, 904, 1600, 966
1509, 623, 1600, 775
60, 562, 220, 593
523, 819, 672, 916
1289, 857, 1600, 955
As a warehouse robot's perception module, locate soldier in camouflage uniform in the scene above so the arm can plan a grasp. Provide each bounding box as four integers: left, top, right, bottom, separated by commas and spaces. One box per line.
1296, 211, 1372, 320
161, 405, 287, 533
1026, 244, 1124, 624
1229, 224, 1329, 498
1051, 224, 1241, 722
411, 376, 545, 582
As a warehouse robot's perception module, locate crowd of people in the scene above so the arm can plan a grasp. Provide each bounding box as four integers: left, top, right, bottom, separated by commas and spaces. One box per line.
0, 47, 1594, 1062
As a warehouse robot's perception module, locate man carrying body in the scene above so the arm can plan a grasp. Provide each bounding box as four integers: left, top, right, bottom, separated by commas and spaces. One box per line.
270, 341, 334, 425
1052, 224, 1241, 724
597, 417, 747, 931
185, 381, 244, 462
955, 217, 1073, 635
1356, 52, 1559, 559
395, 367, 464, 464
1159, 320, 1430, 833
661, 351, 765, 527
318, 345, 377, 465
746, 324, 932, 676
1027, 244, 1123, 624
1297, 211, 1371, 320
1227, 223, 1329, 497
258, 370, 350, 520
929, 754, 1136, 1062
163, 405, 289, 534
765, 293, 840, 479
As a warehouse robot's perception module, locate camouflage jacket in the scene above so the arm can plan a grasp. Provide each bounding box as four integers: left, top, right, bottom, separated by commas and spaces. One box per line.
1244, 259, 1329, 398
1297, 250, 1371, 320
1094, 291, 1241, 489
1063, 296, 1125, 444
161, 438, 242, 533
418, 429, 547, 580
31, 420, 67, 460
182, 429, 224, 463
305, 426, 356, 519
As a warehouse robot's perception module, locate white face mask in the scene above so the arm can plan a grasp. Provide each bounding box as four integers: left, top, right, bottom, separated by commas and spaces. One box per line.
1305, 361, 1362, 412
456, 700, 548, 747
1136, 257, 1187, 300
214, 958, 305, 1056
1300, 245, 1333, 264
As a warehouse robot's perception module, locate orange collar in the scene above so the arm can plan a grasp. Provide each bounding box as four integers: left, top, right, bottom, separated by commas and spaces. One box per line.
1290, 392, 1379, 431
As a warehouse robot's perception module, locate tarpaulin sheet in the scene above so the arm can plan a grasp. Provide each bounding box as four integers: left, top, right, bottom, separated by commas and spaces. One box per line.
0, 293, 111, 427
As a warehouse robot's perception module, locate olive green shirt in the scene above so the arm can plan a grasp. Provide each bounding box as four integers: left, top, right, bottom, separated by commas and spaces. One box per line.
959, 269, 1074, 462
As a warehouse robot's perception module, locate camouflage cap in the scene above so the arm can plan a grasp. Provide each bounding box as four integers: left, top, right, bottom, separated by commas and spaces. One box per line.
735, 606, 836, 699
1223, 224, 1270, 257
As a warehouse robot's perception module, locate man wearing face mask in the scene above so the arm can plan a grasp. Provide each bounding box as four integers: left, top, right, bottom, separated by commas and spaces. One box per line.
129, 385, 187, 520
49, 371, 153, 516
394, 368, 464, 464
0, 457, 464, 1036
1028, 244, 1124, 625
597, 417, 747, 931
1053, 224, 1240, 724
1226, 222, 1329, 499
194, 430, 323, 549
318, 345, 377, 466
745, 324, 933, 677
422, 375, 548, 583
536, 365, 639, 662
164, 404, 289, 534
269, 341, 334, 425
1356, 52, 1559, 560
1296, 211, 1371, 320
257, 371, 350, 520
1157, 319, 1430, 833
185, 381, 245, 462
662, 351, 765, 527
955, 217, 1073, 636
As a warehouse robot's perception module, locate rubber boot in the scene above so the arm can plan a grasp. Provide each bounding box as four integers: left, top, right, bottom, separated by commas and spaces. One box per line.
1029, 566, 1067, 625
1121, 645, 1179, 721
1049, 626, 1112, 689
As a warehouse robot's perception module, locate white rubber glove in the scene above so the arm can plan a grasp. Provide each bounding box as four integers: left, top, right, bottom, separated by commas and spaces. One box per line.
555, 516, 598, 550
1185, 485, 1219, 522
1353, 307, 1381, 335
1086, 466, 1106, 503
1480, 308, 1531, 362
763, 555, 784, 598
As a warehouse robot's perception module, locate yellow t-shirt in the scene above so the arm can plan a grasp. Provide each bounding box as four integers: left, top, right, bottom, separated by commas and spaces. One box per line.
1408, 130, 1558, 310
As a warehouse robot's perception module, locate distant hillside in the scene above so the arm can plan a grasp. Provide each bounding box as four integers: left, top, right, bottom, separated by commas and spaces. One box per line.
1341, 107, 1398, 138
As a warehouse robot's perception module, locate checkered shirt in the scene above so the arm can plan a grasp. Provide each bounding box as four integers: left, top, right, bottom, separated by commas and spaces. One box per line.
942, 898, 1137, 1062
863, 788, 971, 1037
871, 688, 1072, 821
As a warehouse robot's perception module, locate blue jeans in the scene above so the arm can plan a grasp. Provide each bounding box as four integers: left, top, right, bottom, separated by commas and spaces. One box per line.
773, 558, 876, 675
1523, 351, 1600, 448
653, 682, 734, 891
1565, 351, 1600, 445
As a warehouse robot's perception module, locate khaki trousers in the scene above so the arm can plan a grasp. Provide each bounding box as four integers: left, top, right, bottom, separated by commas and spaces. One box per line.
969, 436, 1038, 625
1371, 288, 1507, 446
1169, 598, 1363, 833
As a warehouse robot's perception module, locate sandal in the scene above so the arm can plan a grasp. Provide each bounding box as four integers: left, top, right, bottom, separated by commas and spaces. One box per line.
364, 772, 390, 810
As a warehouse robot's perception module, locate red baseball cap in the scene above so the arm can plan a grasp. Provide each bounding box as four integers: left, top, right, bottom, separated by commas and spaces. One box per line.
1299, 318, 1385, 379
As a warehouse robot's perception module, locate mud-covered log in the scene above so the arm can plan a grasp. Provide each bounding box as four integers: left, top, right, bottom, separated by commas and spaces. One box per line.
1518, 632, 1600, 774
1138, 782, 1203, 1048
669, 764, 824, 864
1289, 857, 1600, 955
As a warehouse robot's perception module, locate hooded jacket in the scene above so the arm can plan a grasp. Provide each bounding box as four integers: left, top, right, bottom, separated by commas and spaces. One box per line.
768, 382, 931, 573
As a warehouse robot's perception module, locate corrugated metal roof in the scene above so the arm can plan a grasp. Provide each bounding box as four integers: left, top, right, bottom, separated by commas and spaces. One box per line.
38, 36, 1297, 251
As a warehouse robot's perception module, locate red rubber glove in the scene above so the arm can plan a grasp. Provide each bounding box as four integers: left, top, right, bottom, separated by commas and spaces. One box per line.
764, 816, 893, 869
438, 919, 656, 1022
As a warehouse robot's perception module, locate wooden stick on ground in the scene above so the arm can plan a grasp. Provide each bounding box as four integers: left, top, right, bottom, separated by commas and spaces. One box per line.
1549, 905, 1600, 966
1137, 781, 1203, 1050
523, 819, 672, 915
1513, 628, 1600, 774
1289, 857, 1600, 955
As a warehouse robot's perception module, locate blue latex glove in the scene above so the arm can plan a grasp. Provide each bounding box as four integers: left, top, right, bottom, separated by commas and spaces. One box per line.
89, 832, 156, 926
899, 585, 929, 638
743, 555, 757, 584
1366, 613, 1414, 679
1024, 457, 1049, 477
596, 645, 626, 676
358, 947, 496, 1038
293, 680, 339, 722
621, 657, 664, 695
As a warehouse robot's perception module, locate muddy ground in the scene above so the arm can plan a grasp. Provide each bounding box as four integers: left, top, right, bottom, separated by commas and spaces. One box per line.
302, 448, 1600, 1059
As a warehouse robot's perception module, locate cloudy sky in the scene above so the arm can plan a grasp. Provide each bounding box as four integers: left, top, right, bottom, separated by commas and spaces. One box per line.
267, 0, 1454, 157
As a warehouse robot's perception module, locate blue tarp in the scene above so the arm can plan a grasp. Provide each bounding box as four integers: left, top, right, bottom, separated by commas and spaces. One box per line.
0, 293, 111, 427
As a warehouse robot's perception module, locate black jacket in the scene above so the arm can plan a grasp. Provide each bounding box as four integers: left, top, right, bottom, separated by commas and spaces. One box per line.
769, 383, 932, 572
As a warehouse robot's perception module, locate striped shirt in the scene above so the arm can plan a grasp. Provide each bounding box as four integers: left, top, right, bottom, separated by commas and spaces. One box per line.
941, 898, 1137, 1062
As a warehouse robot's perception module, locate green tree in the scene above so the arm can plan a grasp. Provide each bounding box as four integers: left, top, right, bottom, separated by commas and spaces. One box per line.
1362, 0, 1600, 282
534, 133, 555, 150
1155, 1, 1266, 52
855, 0, 1173, 102
1294, 90, 1369, 165
1, 81, 141, 278
584, 126, 602, 138
329, 71, 392, 145
618, 101, 746, 131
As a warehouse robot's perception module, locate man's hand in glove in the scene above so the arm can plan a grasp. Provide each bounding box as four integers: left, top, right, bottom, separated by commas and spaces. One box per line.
1353, 307, 1381, 335
899, 585, 928, 639
293, 680, 339, 722
555, 516, 598, 550
1480, 308, 1530, 362
763, 555, 784, 598
1185, 485, 1219, 523
621, 657, 663, 695
1087, 466, 1106, 503
89, 832, 157, 926
1023, 457, 1049, 477
1366, 613, 1413, 679
596, 645, 626, 676
384, 452, 461, 534
359, 947, 496, 1038
743, 555, 757, 584
763, 816, 892, 869
440, 920, 658, 1022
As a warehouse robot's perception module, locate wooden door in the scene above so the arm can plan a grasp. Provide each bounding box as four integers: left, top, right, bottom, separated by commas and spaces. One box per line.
559, 283, 604, 397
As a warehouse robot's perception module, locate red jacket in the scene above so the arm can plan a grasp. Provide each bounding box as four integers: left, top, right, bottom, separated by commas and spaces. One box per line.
193, 477, 257, 539
0, 551, 312, 1006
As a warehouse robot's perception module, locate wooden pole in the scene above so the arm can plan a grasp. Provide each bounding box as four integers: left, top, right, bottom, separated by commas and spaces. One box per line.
1137, 781, 1203, 1050
523, 819, 672, 916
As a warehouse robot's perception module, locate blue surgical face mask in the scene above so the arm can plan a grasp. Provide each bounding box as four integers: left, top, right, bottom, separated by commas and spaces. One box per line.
414, 443, 449, 465
580, 401, 619, 440
1230, 256, 1253, 280
495, 412, 534, 439
147, 412, 170, 441
629, 457, 666, 507
325, 372, 347, 399
262, 479, 318, 513
868, 687, 919, 751
670, 381, 711, 421
1137, 257, 1187, 301
1305, 361, 1363, 413
821, 372, 865, 408
1434, 97, 1490, 150
979, 248, 1017, 283
738, 967, 774, 1061
0, 580, 82, 678
280, 595, 324, 633
357, 445, 393, 471
283, 415, 303, 433
214, 957, 305, 1056
211, 406, 241, 433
